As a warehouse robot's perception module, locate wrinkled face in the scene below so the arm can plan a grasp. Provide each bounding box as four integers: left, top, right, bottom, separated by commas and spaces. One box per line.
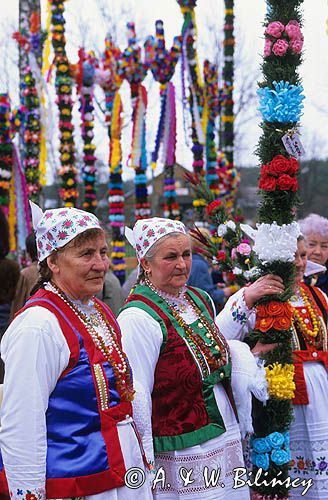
305, 233, 328, 265
141, 234, 192, 296
294, 239, 307, 285
48, 232, 109, 303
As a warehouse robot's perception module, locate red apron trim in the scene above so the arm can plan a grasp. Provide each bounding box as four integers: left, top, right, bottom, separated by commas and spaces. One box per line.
293, 350, 328, 405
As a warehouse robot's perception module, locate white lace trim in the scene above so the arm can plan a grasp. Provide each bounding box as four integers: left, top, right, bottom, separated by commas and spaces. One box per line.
141, 280, 199, 324
153, 438, 246, 496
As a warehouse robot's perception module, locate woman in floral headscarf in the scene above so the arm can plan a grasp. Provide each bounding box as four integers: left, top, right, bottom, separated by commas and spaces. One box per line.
0, 203, 152, 500
118, 217, 284, 499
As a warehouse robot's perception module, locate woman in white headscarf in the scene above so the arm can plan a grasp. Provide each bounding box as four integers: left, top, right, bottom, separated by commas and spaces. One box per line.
0, 203, 152, 500
118, 217, 284, 499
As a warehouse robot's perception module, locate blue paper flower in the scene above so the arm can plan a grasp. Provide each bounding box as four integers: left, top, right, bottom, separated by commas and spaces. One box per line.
271, 449, 290, 466
252, 451, 270, 471
283, 431, 290, 448
257, 80, 305, 123
252, 437, 272, 454
267, 431, 285, 449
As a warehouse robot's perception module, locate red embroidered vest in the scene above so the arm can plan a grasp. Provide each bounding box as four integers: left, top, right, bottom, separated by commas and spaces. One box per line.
122, 284, 234, 453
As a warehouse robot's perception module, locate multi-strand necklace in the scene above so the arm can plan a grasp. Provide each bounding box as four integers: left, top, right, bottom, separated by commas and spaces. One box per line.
291, 285, 327, 351
49, 281, 134, 401
143, 277, 230, 376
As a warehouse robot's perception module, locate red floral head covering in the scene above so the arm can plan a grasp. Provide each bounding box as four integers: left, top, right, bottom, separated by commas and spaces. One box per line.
30, 201, 102, 262
125, 217, 187, 260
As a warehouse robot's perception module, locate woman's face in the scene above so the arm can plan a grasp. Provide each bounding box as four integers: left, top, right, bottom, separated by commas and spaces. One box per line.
294, 239, 307, 285
141, 234, 192, 296
305, 233, 328, 265
48, 232, 109, 303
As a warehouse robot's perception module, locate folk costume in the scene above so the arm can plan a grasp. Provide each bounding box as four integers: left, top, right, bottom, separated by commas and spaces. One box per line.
119, 218, 267, 499
0, 204, 152, 500
217, 283, 328, 499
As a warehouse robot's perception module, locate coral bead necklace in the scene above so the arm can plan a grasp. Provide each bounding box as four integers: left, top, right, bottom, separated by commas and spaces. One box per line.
143, 276, 230, 374
49, 281, 134, 401
291, 285, 326, 350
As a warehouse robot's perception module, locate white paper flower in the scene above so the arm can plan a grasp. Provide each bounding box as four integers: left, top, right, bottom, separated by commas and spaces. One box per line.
253, 221, 300, 263
226, 220, 236, 231
217, 224, 227, 237
243, 267, 261, 280
233, 266, 243, 275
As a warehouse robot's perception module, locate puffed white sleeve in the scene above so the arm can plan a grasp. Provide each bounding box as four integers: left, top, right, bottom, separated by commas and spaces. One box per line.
0, 307, 70, 500
215, 287, 256, 340
118, 307, 163, 475
215, 290, 266, 436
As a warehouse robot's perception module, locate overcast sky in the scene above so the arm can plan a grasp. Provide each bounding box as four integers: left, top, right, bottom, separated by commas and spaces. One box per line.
0, 0, 327, 183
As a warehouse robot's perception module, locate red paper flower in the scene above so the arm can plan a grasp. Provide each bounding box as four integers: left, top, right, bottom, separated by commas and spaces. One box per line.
268, 155, 290, 176
258, 175, 277, 191
206, 199, 223, 216
216, 250, 226, 261
277, 174, 298, 192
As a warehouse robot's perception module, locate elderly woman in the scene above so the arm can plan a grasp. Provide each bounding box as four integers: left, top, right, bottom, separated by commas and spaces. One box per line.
217, 236, 328, 498
118, 217, 284, 499
299, 213, 328, 295
0, 203, 152, 500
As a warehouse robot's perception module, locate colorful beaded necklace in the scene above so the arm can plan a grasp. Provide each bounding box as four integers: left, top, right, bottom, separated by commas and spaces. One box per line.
291, 285, 327, 350
143, 277, 230, 376
49, 281, 134, 401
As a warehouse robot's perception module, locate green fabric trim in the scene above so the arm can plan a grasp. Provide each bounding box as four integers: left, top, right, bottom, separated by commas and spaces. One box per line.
154, 423, 225, 453
121, 292, 168, 351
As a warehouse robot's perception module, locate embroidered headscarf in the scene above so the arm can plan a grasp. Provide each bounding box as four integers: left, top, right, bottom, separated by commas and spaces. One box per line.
30, 201, 102, 262
125, 217, 187, 261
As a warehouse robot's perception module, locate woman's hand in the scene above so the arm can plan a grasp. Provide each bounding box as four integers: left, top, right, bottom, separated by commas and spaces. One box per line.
251, 341, 278, 356
244, 274, 284, 309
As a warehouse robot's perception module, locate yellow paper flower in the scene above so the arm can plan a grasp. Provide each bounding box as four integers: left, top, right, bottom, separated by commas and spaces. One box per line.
192, 198, 207, 207
265, 363, 295, 400
111, 241, 125, 247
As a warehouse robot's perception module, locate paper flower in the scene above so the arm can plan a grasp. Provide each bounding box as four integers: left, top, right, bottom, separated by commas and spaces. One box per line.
265, 363, 295, 399
251, 452, 270, 471
257, 80, 305, 123
253, 221, 300, 262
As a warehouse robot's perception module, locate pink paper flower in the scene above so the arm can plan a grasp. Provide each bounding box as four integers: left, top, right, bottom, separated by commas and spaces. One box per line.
290, 37, 304, 54
272, 39, 289, 56
231, 248, 238, 260
264, 39, 273, 57
265, 21, 285, 38
285, 20, 302, 40
237, 243, 252, 256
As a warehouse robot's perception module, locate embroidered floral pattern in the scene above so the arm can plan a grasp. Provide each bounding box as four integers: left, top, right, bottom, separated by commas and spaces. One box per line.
131, 217, 186, 260
11, 487, 45, 500
230, 299, 248, 324
290, 455, 328, 476
35, 207, 101, 261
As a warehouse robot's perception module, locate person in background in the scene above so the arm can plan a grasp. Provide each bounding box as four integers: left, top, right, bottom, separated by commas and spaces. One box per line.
11, 232, 39, 315
216, 236, 328, 498
0, 203, 152, 500
299, 213, 328, 295
118, 217, 283, 499
187, 229, 234, 313
122, 267, 139, 299
0, 208, 20, 382
96, 262, 124, 316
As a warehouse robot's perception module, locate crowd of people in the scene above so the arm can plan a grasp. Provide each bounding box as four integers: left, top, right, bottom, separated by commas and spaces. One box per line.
0, 205, 327, 499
